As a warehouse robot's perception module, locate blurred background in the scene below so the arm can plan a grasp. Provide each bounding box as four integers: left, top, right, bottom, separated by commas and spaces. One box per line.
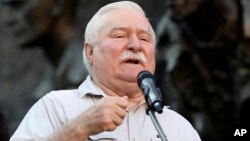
0, 0, 250, 141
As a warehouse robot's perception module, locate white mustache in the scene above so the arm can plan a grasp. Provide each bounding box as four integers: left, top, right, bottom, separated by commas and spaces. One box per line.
120, 51, 147, 63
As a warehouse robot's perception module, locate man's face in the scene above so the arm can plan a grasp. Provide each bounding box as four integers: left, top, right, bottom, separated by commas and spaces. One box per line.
0, 0, 54, 47
89, 9, 155, 84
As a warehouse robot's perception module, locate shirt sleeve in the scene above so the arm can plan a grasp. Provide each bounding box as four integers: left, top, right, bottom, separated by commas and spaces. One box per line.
10, 92, 65, 141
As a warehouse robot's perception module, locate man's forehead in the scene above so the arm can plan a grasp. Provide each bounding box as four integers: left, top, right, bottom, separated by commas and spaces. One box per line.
110, 25, 151, 34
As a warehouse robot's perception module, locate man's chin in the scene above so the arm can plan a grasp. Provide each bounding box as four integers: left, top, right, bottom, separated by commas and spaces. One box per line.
118, 74, 138, 83
120, 68, 147, 82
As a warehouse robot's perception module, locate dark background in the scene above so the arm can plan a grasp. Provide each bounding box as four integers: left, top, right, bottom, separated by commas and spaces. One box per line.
0, 0, 250, 141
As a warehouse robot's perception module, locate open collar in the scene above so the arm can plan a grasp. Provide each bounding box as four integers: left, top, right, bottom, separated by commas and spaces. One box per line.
78, 75, 107, 98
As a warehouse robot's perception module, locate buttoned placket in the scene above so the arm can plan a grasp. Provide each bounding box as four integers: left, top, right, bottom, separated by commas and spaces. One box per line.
127, 110, 137, 141
126, 102, 148, 141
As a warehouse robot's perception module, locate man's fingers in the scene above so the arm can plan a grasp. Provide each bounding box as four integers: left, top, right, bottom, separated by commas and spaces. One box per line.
111, 113, 124, 127
113, 104, 127, 118
116, 96, 128, 109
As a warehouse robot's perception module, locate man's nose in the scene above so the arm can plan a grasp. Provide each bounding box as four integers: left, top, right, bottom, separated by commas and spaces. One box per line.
127, 35, 141, 52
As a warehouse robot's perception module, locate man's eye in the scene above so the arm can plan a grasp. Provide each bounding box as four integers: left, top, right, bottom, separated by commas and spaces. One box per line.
140, 37, 149, 42
114, 34, 126, 38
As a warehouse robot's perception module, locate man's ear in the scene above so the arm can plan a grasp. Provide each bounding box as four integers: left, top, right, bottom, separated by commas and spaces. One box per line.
84, 43, 94, 66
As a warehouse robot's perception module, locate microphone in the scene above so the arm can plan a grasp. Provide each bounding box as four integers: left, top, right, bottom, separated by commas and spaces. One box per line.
137, 70, 163, 113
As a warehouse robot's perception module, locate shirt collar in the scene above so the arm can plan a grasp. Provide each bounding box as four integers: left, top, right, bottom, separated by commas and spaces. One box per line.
78, 75, 107, 98
78, 75, 170, 109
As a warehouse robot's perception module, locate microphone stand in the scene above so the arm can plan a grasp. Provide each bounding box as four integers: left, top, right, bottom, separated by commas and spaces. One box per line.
146, 105, 168, 141
137, 70, 168, 141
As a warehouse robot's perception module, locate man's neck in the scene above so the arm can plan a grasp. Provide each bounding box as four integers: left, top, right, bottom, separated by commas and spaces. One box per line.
92, 78, 144, 109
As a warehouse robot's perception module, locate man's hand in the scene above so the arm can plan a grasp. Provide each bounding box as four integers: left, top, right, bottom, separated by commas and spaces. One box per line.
79, 96, 129, 135
47, 96, 128, 141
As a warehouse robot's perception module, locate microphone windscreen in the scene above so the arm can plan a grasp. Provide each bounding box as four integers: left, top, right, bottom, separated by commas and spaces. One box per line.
137, 70, 155, 87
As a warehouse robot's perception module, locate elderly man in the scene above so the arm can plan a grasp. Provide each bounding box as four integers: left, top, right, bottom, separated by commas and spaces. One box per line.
10, 1, 201, 141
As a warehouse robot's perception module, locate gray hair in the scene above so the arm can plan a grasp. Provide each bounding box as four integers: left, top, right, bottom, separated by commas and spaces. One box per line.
83, 1, 156, 73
